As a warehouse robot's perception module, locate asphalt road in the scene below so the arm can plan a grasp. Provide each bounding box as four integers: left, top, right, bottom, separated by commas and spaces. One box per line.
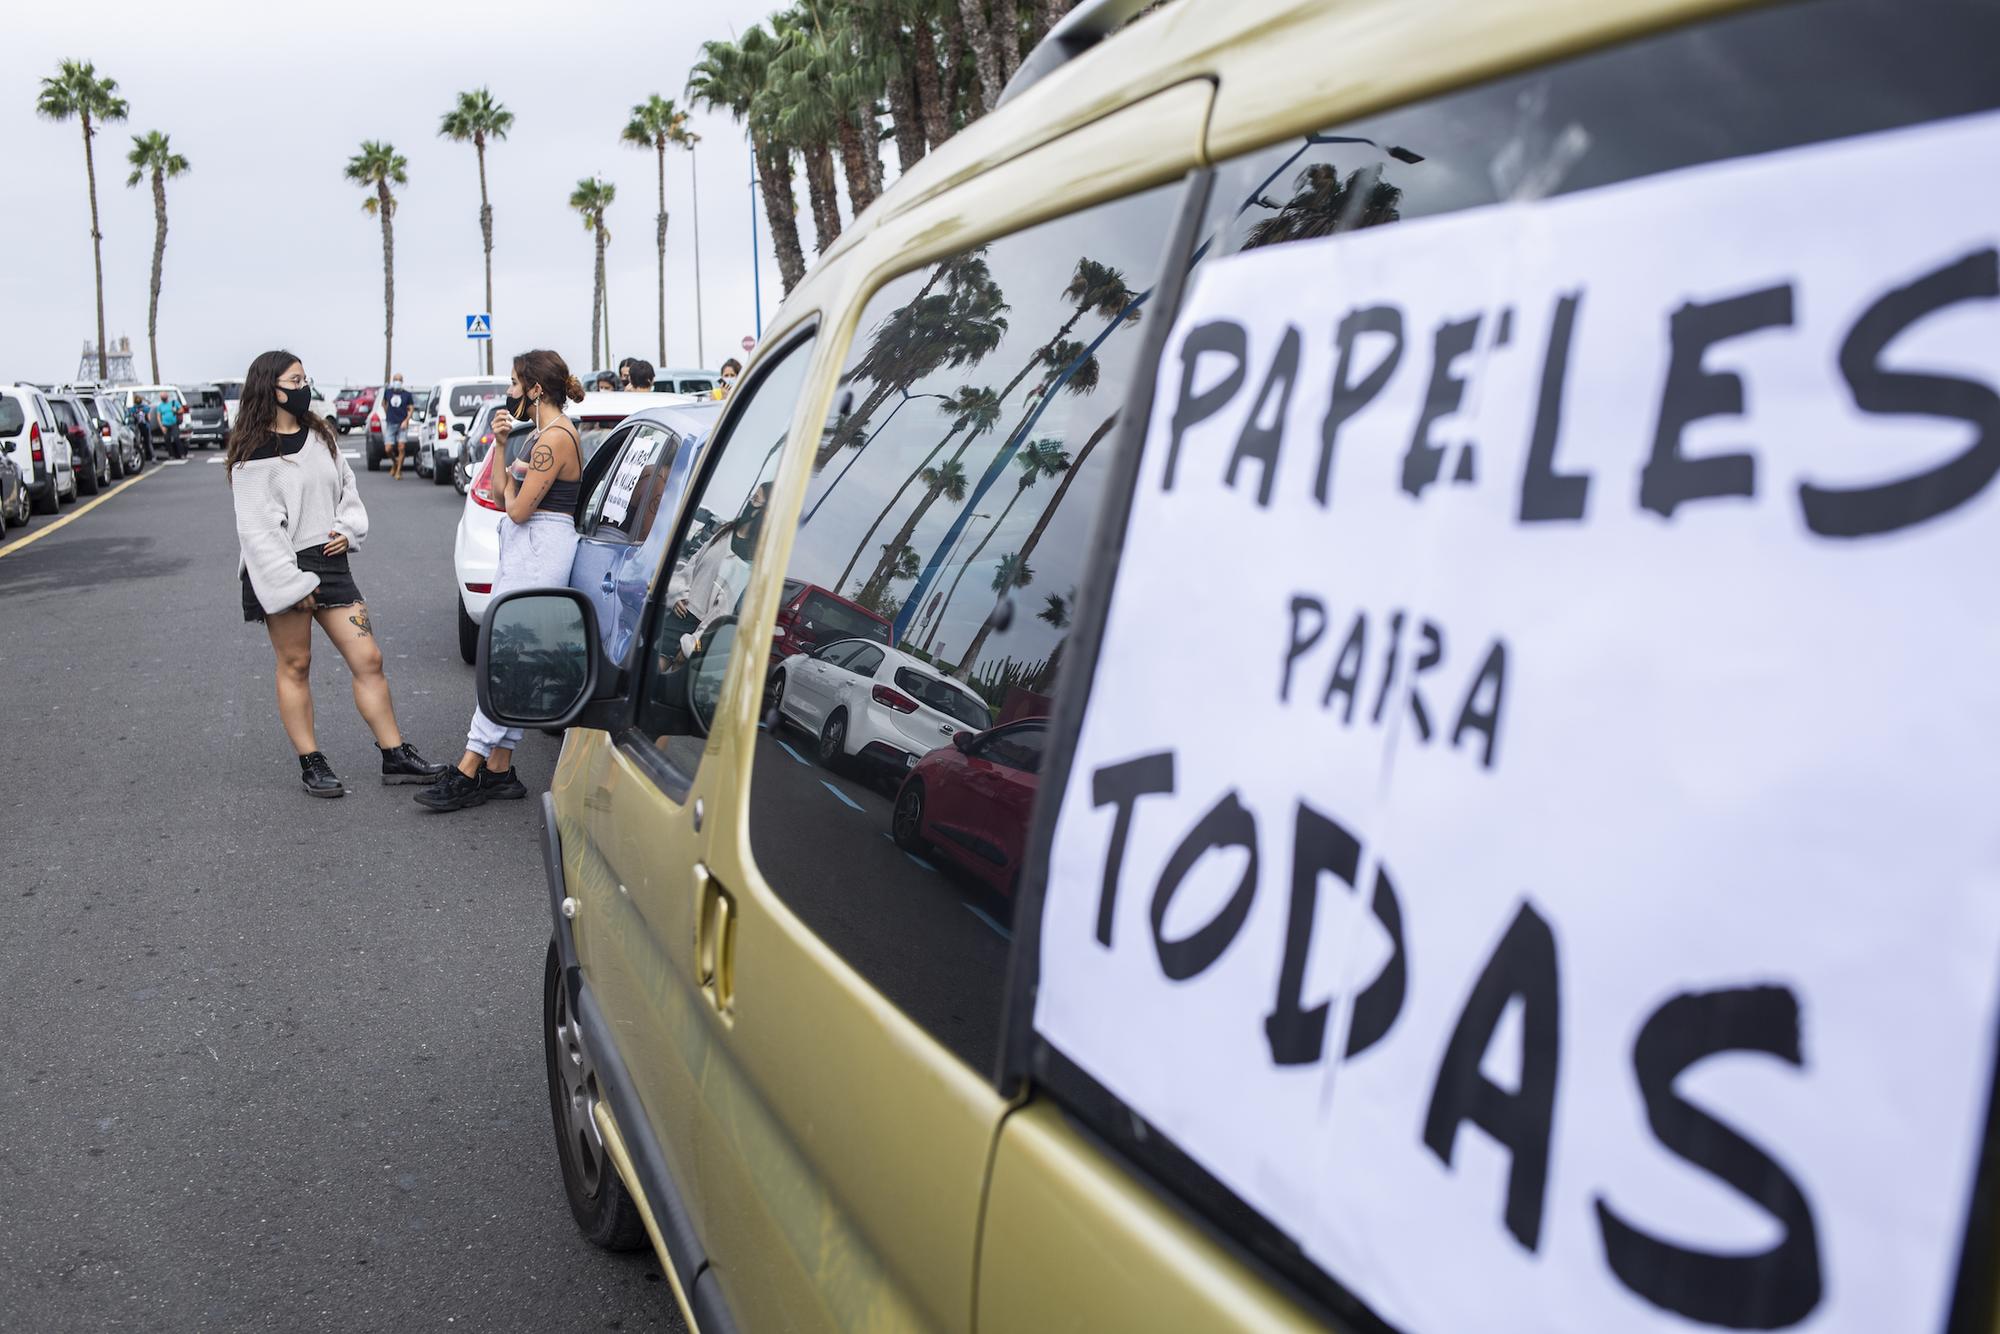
0, 445, 686, 1333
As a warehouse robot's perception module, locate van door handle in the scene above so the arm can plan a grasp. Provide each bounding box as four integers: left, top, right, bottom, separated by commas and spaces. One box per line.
693, 864, 737, 1016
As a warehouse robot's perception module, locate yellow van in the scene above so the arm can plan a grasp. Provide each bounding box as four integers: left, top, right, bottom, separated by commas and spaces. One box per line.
476, 0, 2000, 1328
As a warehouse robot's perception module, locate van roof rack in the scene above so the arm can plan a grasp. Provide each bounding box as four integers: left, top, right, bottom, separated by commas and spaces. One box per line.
997, 0, 1158, 108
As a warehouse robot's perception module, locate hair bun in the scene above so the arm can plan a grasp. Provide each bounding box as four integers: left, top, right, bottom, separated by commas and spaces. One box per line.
565, 375, 586, 403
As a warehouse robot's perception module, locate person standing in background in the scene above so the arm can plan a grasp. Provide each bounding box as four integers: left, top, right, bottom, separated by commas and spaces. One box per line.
622, 359, 655, 391
382, 373, 412, 479
712, 359, 741, 400
157, 392, 183, 459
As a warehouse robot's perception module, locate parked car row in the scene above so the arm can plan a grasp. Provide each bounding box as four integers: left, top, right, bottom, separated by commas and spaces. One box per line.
0, 378, 167, 540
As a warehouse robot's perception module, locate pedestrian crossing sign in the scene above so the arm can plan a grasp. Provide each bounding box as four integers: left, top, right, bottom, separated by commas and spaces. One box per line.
465, 313, 492, 339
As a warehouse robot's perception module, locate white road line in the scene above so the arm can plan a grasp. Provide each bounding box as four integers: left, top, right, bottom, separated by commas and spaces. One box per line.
0, 466, 161, 559
162, 459, 188, 466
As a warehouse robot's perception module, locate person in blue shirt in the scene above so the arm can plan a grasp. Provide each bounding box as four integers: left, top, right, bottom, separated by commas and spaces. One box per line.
381, 373, 411, 479
156, 393, 183, 459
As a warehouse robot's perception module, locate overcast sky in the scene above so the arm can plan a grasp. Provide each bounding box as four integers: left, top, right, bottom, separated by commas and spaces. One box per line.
4, 0, 791, 389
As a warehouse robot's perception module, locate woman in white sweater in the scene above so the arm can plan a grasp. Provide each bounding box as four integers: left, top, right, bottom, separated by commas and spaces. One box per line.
229, 350, 446, 798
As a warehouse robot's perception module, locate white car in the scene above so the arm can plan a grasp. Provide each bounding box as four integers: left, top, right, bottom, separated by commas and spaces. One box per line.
450, 391, 661, 661
766, 639, 994, 777
415, 376, 509, 486
0, 384, 77, 514
211, 377, 246, 430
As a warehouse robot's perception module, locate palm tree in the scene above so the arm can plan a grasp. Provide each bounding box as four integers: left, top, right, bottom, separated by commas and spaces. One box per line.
438, 88, 514, 376
920, 436, 1068, 649
123, 131, 188, 385
955, 407, 1117, 673
764, 14, 852, 253
569, 176, 617, 373
859, 455, 968, 606
957, 0, 1005, 114
688, 27, 808, 294
837, 383, 1000, 592
37, 61, 128, 381
622, 94, 694, 366
932, 548, 1031, 659
344, 141, 409, 384
1246, 162, 1402, 249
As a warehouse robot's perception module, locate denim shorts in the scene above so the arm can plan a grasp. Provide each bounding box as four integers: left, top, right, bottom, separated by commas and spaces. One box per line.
241, 544, 363, 622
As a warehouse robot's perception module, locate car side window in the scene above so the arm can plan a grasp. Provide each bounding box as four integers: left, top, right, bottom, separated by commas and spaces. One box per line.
818, 640, 861, 668
844, 645, 885, 676
586, 425, 674, 540
629, 334, 817, 789
748, 179, 1184, 1074
980, 724, 1045, 774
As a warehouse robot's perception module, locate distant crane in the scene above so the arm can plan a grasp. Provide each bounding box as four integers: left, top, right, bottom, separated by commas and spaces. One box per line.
77, 336, 137, 385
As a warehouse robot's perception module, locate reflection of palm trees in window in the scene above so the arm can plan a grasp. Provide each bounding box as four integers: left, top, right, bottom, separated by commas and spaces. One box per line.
917, 437, 1069, 653
837, 384, 998, 595
815, 250, 1008, 473
1245, 162, 1402, 249
854, 544, 922, 619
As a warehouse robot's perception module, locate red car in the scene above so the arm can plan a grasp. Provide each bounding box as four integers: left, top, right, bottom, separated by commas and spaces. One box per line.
334, 386, 375, 434
892, 717, 1047, 897
771, 579, 892, 666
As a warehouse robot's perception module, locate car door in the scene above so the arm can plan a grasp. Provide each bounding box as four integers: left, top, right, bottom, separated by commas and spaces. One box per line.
784, 639, 854, 729
824, 642, 884, 732
568, 423, 645, 653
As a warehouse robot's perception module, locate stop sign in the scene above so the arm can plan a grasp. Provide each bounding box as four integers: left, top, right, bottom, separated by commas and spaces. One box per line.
740, 336, 755, 354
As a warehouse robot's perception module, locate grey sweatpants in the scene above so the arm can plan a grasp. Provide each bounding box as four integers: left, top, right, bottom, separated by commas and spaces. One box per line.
466, 513, 582, 758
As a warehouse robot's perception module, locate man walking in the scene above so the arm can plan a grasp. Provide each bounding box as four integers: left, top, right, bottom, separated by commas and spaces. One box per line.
156, 392, 183, 459
128, 396, 154, 462
382, 373, 412, 480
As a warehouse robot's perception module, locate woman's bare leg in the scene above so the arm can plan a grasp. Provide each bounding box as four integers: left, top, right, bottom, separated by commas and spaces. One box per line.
315, 603, 402, 748
265, 610, 317, 755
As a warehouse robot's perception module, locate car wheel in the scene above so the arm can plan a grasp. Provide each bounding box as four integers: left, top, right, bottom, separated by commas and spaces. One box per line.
817, 710, 848, 767
30, 484, 56, 516
457, 597, 479, 666
77, 459, 100, 496
366, 442, 381, 472
432, 453, 452, 486
543, 941, 648, 1251
107, 449, 124, 481
763, 670, 786, 725
892, 780, 929, 852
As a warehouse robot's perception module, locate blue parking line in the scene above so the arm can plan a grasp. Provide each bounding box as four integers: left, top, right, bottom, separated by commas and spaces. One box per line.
821, 780, 864, 812
963, 904, 1013, 941
776, 739, 810, 767
878, 832, 938, 874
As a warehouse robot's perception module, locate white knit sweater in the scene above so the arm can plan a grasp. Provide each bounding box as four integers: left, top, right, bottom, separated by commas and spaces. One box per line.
232, 437, 368, 613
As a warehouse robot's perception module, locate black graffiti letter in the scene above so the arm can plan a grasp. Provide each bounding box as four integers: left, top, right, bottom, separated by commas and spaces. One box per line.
1321, 612, 1367, 723
1317, 305, 1405, 505
1422, 901, 1560, 1252
1407, 620, 1444, 742
1264, 803, 1360, 1065
1229, 324, 1303, 507
1640, 284, 1793, 519
1345, 864, 1406, 1060
1281, 595, 1326, 703
1164, 321, 1249, 493
1595, 986, 1822, 1330
1450, 641, 1507, 770
1801, 247, 2000, 538
1519, 291, 1590, 522
1090, 752, 1176, 947
1403, 315, 1482, 499
1150, 791, 1259, 981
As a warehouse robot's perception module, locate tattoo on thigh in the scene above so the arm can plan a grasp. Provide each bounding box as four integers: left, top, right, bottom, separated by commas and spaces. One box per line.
348, 607, 374, 638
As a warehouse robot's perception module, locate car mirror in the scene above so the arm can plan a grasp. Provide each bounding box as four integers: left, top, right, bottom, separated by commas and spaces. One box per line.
952, 731, 976, 753
685, 616, 740, 737
475, 588, 602, 728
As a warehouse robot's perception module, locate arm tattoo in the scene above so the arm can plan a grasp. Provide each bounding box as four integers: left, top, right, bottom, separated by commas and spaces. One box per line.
347, 607, 374, 638
529, 444, 556, 473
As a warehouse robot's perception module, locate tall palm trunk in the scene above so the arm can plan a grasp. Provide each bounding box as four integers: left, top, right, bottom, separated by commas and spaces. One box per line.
145, 166, 167, 383
995, 2, 1023, 86
802, 142, 842, 253
955, 409, 1116, 673
922, 471, 1036, 649
860, 429, 984, 604
912, 20, 951, 150
958, 0, 1004, 115
690, 144, 706, 364
944, 11, 973, 126
834, 112, 875, 226
81, 111, 109, 379
755, 138, 808, 294
476, 134, 494, 375
653, 138, 668, 363
590, 226, 606, 372
837, 417, 968, 592
887, 61, 925, 171
377, 180, 395, 383
603, 256, 614, 369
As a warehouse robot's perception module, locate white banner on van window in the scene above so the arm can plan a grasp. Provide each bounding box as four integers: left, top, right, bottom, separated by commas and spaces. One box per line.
1035, 109, 2000, 1334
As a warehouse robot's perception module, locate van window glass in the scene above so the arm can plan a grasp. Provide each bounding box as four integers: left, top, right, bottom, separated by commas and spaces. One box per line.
748, 180, 1182, 1073
449, 382, 507, 418
630, 335, 815, 789
800, 591, 892, 645
1, 396, 28, 435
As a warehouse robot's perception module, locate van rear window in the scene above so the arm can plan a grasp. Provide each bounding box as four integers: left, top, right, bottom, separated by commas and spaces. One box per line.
800, 593, 890, 645
449, 383, 507, 418
0, 396, 22, 436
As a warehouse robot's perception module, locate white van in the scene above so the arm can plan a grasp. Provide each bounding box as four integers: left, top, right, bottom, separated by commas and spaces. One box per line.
0, 384, 77, 513
415, 376, 508, 486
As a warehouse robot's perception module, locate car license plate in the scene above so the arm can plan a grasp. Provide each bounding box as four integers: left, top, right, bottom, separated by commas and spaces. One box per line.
904, 755, 916, 769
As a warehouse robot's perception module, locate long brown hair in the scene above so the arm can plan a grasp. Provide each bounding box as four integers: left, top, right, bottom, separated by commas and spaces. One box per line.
513, 349, 585, 409
225, 349, 337, 481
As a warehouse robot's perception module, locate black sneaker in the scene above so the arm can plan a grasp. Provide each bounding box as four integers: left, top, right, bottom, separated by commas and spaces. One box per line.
476, 766, 528, 801
300, 751, 345, 799
381, 742, 448, 785
413, 767, 487, 812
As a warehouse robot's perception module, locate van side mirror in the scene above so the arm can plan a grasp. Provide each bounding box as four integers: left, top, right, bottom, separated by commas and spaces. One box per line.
476, 588, 603, 728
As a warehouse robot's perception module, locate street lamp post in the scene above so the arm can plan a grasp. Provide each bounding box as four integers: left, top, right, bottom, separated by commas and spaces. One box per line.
690, 140, 706, 367
802, 388, 948, 527
919, 514, 988, 651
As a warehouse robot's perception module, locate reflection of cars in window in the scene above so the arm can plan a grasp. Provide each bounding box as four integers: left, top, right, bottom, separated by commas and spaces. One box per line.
765, 639, 990, 776
771, 579, 893, 664
892, 718, 1046, 897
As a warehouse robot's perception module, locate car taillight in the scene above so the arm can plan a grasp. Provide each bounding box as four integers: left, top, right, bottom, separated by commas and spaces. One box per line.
872, 685, 918, 714
465, 582, 492, 594
369, 412, 380, 429
438, 415, 448, 440
471, 453, 503, 511
29, 422, 42, 464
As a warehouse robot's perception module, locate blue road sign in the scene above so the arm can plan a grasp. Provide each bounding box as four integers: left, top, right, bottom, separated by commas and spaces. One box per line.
466, 313, 492, 339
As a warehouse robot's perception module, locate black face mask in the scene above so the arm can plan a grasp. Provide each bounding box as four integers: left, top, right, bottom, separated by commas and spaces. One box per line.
506, 393, 531, 419
278, 384, 312, 420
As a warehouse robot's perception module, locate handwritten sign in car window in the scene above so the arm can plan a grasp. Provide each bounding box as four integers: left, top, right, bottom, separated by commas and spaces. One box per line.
1036, 110, 2000, 1334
